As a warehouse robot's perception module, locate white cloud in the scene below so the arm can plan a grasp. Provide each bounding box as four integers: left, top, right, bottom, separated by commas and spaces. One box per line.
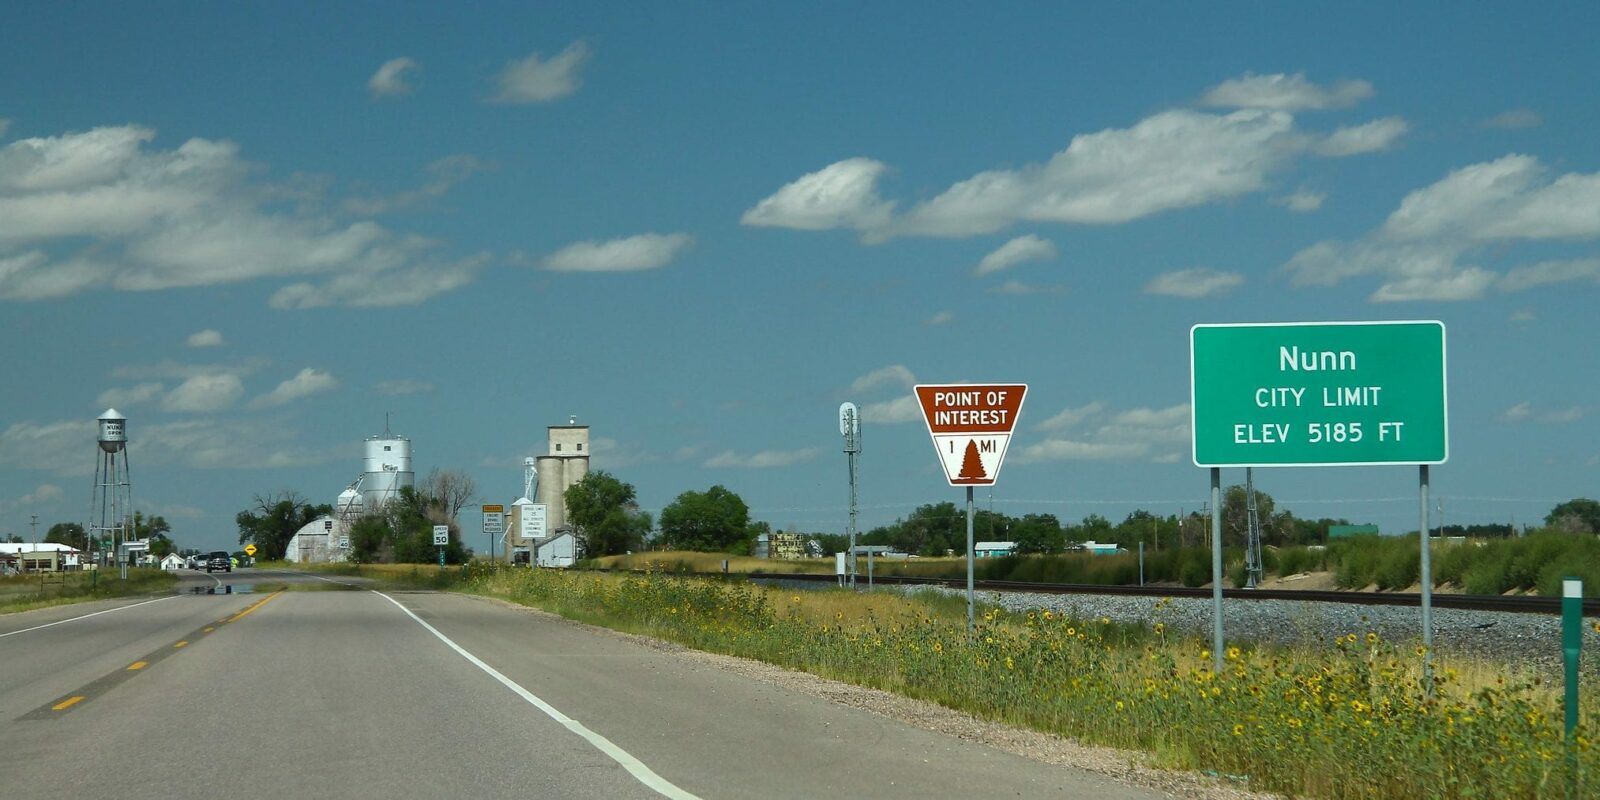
1016, 439, 1150, 462
375, 379, 433, 396
369, 57, 419, 97
987, 279, 1065, 295
541, 232, 693, 272
112, 359, 260, 381
1501, 402, 1532, 422
0, 420, 96, 475
1539, 406, 1585, 424
186, 329, 223, 347
924, 311, 953, 326
860, 394, 921, 425
893, 109, 1299, 238
850, 365, 916, 393
0, 126, 483, 306
162, 373, 244, 413
1481, 109, 1543, 129
97, 382, 165, 408
704, 448, 821, 469
1036, 402, 1105, 432
250, 368, 337, 409
1510, 309, 1536, 322
1143, 268, 1244, 298
1497, 258, 1600, 292
588, 437, 659, 469
975, 234, 1057, 276
344, 154, 484, 216
489, 41, 591, 104
20, 484, 63, 505
1285, 154, 1600, 302
1315, 117, 1409, 156
1199, 72, 1373, 111
0, 417, 342, 475
1274, 189, 1325, 212
1013, 402, 1188, 463
741, 158, 894, 232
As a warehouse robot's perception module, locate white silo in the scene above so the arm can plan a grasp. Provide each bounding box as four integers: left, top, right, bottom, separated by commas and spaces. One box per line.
362, 429, 413, 510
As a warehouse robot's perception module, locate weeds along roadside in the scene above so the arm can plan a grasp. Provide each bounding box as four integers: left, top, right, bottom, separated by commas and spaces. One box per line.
466, 565, 1597, 800
0, 568, 178, 615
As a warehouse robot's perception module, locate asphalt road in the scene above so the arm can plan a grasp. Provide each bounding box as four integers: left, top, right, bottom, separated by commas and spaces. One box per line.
0, 569, 1165, 799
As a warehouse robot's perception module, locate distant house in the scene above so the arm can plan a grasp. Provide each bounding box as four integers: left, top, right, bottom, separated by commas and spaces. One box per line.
974, 541, 1016, 558
160, 553, 186, 571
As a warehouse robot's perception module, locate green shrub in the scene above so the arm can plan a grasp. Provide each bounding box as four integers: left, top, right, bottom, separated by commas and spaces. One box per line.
1461, 559, 1509, 595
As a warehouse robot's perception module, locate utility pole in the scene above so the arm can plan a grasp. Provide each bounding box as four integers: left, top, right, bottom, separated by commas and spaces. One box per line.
31, 514, 38, 541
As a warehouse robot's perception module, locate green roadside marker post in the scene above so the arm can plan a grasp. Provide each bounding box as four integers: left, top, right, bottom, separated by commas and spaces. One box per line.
1563, 577, 1583, 796
1191, 321, 1448, 677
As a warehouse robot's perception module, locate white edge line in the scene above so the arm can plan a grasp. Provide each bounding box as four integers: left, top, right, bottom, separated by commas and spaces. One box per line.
0, 594, 178, 639
372, 590, 700, 800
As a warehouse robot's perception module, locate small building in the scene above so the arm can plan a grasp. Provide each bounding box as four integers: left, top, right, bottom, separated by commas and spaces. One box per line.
0, 542, 83, 572
974, 541, 1016, 558
534, 529, 580, 568
1078, 540, 1124, 556
160, 553, 186, 571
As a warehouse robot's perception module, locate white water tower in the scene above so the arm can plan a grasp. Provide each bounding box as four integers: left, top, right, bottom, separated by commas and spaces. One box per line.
90, 409, 134, 571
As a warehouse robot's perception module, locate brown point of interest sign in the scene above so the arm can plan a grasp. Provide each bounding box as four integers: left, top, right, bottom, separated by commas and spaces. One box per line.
915, 384, 1027, 486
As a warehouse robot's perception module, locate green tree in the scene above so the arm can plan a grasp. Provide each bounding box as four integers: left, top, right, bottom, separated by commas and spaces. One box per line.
132, 512, 174, 557
565, 471, 649, 556
46, 522, 87, 550
659, 485, 754, 552
1545, 498, 1600, 534
236, 491, 332, 561
384, 486, 468, 564
348, 516, 392, 563
1222, 484, 1276, 546
1011, 513, 1064, 554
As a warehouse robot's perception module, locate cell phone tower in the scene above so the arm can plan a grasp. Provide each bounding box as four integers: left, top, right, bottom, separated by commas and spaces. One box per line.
90, 408, 134, 577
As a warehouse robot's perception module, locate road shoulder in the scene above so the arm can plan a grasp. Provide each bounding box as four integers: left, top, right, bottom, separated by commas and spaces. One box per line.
452, 591, 1274, 800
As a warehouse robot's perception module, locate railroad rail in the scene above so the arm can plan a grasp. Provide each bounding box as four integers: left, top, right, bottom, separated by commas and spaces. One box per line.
661, 570, 1600, 616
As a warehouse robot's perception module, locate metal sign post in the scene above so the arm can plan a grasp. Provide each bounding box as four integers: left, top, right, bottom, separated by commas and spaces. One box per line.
1210, 468, 1224, 674
1564, 577, 1584, 799
914, 383, 1028, 636
1420, 465, 1434, 687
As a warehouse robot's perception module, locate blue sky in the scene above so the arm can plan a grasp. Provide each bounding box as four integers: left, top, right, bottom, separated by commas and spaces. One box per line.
3, 3, 1598, 552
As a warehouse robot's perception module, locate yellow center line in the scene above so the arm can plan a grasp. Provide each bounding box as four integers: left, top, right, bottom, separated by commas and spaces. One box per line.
226, 590, 283, 623
174, 640, 188, 648
127, 661, 148, 670
52, 696, 85, 711
203, 627, 215, 633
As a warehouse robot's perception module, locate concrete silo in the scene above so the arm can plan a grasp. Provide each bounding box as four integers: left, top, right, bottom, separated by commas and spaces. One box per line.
362, 429, 413, 510
534, 417, 588, 531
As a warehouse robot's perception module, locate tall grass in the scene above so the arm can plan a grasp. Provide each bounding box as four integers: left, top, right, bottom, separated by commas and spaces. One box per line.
468, 568, 1597, 799
0, 568, 178, 614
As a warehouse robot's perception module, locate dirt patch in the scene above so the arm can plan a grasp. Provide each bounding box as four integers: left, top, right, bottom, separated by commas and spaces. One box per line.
463, 592, 1277, 800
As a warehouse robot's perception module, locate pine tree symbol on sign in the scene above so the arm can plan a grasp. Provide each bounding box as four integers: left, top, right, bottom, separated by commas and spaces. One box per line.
957, 439, 987, 481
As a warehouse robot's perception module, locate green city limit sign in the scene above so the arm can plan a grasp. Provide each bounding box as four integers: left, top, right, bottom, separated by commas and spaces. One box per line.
1191, 321, 1447, 467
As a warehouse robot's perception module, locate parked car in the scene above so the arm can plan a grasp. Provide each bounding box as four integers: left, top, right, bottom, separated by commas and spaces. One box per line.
205, 551, 232, 573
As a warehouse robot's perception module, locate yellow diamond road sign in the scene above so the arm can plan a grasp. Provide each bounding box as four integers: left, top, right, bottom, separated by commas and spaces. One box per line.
244, 544, 257, 557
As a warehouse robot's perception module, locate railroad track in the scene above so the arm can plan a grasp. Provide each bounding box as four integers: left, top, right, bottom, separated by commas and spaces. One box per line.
713, 571, 1597, 616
